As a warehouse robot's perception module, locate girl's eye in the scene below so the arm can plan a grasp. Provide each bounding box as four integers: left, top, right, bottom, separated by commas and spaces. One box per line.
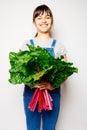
37, 17, 42, 20
46, 15, 51, 19
46, 16, 51, 19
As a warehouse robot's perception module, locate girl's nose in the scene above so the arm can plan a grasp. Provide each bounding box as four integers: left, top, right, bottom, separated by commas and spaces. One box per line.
42, 17, 46, 22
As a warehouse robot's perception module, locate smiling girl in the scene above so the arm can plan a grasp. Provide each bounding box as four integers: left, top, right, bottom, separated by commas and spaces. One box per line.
22, 4, 67, 130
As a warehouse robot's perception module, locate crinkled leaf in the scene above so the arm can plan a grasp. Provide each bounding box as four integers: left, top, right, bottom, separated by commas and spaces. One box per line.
8, 44, 78, 88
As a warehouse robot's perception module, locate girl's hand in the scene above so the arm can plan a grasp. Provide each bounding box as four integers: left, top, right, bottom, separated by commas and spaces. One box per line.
34, 81, 56, 91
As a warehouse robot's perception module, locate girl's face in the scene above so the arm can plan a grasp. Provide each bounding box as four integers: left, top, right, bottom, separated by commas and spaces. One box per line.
34, 11, 53, 34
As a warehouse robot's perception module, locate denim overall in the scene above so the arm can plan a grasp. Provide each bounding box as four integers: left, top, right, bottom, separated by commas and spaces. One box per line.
23, 39, 60, 130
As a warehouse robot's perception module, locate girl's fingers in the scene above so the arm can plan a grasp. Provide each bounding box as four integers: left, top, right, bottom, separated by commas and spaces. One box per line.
39, 87, 46, 90
34, 84, 46, 89
39, 82, 49, 89
34, 85, 40, 88
34, 82, 54, 90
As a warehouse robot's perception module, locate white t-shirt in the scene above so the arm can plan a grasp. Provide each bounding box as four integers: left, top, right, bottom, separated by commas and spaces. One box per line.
21, 38, 67, 58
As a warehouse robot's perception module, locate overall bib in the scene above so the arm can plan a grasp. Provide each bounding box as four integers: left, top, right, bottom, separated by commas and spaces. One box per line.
23, 39, 60, 130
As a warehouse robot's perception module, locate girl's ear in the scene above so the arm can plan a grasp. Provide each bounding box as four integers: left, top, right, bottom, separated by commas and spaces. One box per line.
33, 21, 36, 27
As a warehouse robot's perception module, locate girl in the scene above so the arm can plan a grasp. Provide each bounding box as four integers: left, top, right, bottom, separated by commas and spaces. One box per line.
23, 4, 67, 130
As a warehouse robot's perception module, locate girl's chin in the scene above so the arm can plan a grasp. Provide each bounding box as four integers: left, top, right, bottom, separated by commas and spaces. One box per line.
39, 31, 49, 33
39, 28, 50, 33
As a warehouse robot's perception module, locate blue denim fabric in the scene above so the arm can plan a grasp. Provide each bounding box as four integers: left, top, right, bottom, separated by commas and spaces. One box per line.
23, 40, 61, 130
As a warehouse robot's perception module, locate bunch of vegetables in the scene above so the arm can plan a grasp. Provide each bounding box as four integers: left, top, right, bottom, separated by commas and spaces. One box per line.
8, 44, 78, 112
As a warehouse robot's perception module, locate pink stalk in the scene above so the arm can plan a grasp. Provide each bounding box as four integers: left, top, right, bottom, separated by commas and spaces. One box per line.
38, 90, 44, 112
28, 88, 39, 112
43, 91, 48, 108
44, 90, 53, 110
28, 88, 53, 112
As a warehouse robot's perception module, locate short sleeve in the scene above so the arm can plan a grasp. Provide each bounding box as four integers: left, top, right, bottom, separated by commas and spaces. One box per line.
54, 40, 67, 58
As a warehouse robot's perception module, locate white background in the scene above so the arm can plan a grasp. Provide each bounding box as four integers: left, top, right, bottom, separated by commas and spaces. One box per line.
0, 0, 87, 130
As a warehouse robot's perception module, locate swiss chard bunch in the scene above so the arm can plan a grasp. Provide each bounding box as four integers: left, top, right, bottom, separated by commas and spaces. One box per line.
8, 44, 78, 88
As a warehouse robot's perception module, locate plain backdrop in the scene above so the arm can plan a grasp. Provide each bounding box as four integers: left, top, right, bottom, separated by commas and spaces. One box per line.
0, 0, 87, 130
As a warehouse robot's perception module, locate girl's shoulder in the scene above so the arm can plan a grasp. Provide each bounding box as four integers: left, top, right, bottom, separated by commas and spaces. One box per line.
54, 39, 65, 47
20, 39, 33, 51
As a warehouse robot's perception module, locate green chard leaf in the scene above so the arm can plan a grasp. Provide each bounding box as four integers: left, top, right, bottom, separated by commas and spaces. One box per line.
8, 44, 78, 88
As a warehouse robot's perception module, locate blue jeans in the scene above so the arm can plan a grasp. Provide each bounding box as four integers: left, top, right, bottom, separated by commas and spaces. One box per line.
23, 85, 60, 130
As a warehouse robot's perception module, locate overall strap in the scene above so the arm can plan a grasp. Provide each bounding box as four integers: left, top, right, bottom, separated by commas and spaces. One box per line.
30, 39, 34, 46
51, 39, 56, 48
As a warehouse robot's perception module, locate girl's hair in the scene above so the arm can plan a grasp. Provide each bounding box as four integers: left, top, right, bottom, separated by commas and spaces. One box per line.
33, 4, 53, 23
33, 5, 53, 37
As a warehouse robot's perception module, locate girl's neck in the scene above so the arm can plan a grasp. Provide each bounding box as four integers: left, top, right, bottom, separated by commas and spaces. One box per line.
35, 32, 52, 42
